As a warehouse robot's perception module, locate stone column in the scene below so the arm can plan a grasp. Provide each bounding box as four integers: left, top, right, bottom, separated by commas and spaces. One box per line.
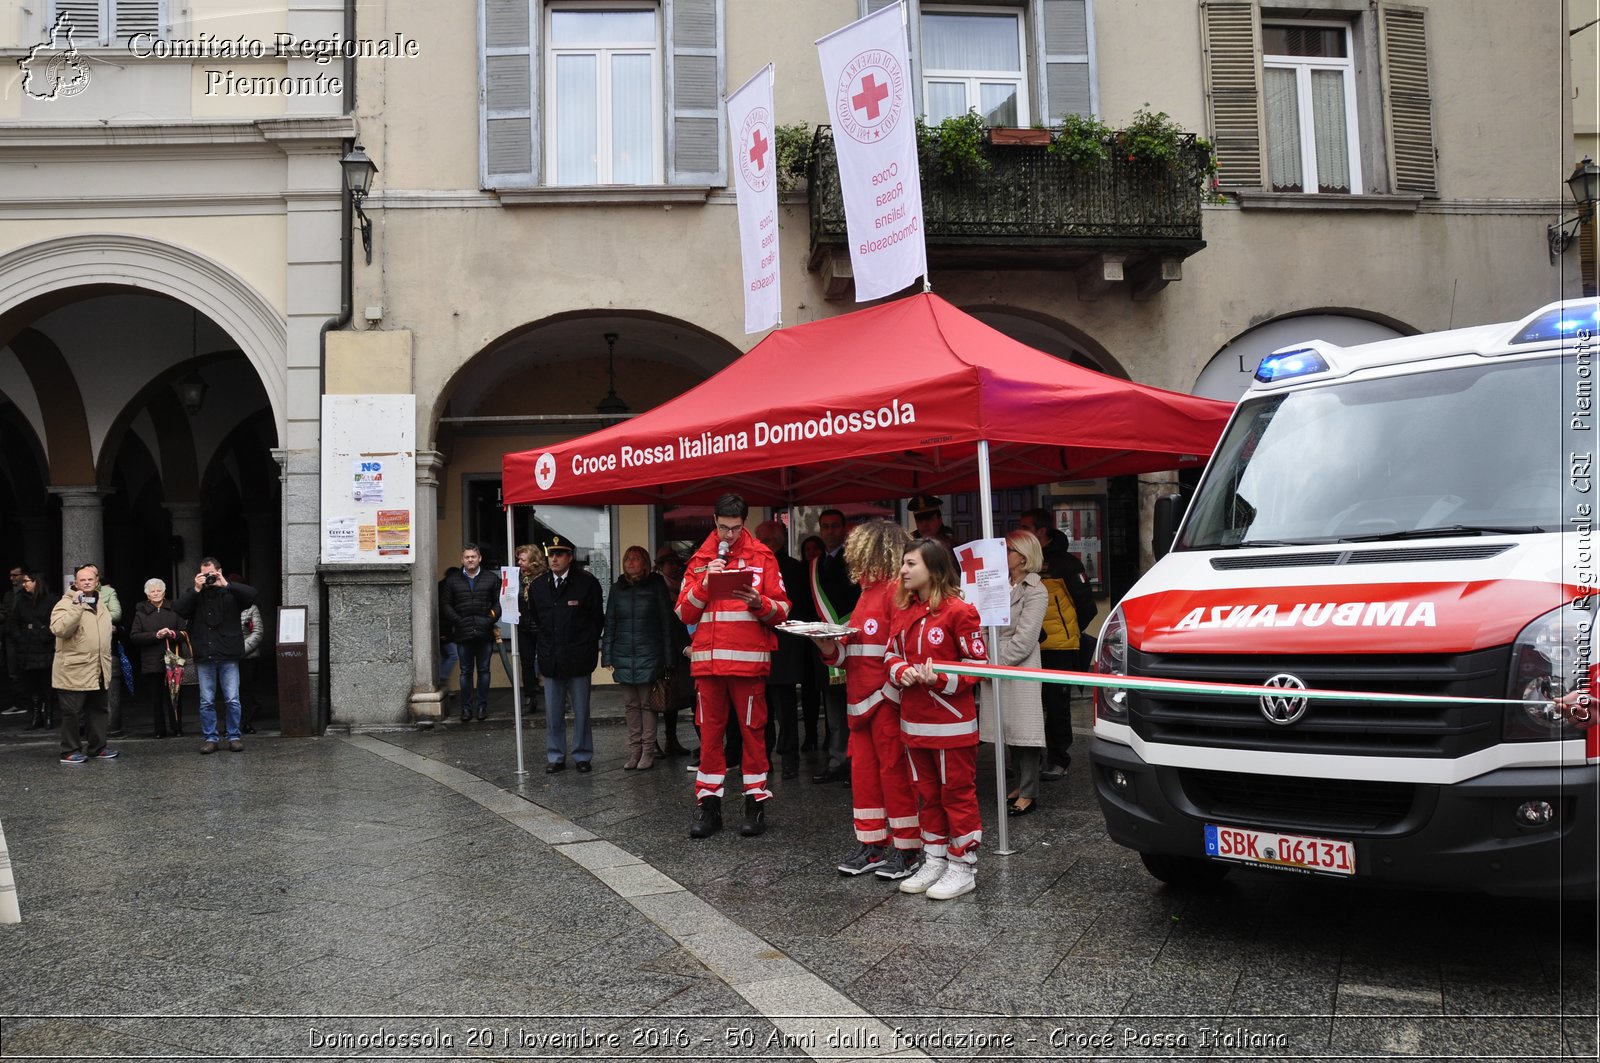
408, 450, 445, 723
163, 501, 204, 588
49, 486, 108, 583
322, 565, 414, 728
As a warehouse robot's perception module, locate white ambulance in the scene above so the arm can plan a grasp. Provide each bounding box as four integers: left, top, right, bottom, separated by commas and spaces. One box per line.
1091, 299, 1599, 897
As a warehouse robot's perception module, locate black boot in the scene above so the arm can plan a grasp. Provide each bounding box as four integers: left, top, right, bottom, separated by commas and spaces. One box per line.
27, 697, 45, 730
689, 796, 722, 839
740, 796, 767, 837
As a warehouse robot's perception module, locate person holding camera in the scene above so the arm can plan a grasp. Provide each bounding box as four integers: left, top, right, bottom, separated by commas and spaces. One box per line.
50, 563, 118, 763
174, 558, 257, 754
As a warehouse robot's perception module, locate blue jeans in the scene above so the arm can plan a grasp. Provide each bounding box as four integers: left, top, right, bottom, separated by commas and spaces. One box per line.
196, 660, 242, 743
544, 676, 593, 764
457, 640, 492, 717
438, 641, 459, 686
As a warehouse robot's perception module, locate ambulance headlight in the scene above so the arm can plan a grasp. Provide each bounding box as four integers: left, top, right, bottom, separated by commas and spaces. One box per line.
1504, 605, 1586, 741
1093, 606, 1129, 723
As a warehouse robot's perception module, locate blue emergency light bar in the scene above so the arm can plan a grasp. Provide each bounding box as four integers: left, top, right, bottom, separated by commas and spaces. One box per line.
1510, 305, 1600, 345
1253, 348, 1331, 383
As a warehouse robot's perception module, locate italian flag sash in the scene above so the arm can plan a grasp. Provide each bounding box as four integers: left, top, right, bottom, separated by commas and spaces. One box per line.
810, 557, 850, 682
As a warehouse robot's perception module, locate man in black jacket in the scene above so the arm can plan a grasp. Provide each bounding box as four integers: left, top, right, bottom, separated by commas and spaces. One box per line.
439, 544, 499, 723
1019, 507, 1097, 778
811, 509, 860, 784
527, 535, 603, 773
174, 557, 257, 754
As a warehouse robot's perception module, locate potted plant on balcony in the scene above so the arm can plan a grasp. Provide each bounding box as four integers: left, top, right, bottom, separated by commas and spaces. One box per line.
916, 110, 991, 178
774, 123, 813, 194
1047, 112, 1114, 170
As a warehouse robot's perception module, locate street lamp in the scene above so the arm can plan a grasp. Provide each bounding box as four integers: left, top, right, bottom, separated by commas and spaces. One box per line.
595, 332, 630, 416
340, 143, 379, 265
1548, 156, 1600, 263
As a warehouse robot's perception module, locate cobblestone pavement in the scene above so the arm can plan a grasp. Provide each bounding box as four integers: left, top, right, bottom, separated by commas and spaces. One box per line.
0, 695, 1595, 1062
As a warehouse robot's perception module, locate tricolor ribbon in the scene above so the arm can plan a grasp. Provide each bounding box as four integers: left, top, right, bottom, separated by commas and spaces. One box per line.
938, 660, 1551, 708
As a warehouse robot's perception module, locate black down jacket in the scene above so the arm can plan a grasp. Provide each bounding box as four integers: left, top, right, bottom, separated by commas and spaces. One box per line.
601, 576, 673, 685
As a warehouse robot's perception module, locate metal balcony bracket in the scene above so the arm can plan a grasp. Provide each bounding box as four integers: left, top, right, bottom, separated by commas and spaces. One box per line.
819, 249, 855, 301
1130, 254, 1183, 302
1075, 253, 1127, 302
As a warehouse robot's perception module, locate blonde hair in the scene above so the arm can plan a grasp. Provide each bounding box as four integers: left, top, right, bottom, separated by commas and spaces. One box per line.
1005, 528, 1043, 575
621, 545, 653, 581
844, 520, 909, 586
515, 543, 547, 582
894, 539, 962, 611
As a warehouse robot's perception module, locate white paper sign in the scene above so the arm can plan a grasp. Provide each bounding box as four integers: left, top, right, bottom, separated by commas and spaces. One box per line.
954, 538, 1010, 629
499, 566, 520, 626
727, 65, 782, 334
352, 459, 385, 503
816, 2, 928, 301
324, 517, 358, 562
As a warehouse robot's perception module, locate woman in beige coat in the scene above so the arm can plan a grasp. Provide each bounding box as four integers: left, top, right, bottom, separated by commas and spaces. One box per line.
978, 530, 1047, 815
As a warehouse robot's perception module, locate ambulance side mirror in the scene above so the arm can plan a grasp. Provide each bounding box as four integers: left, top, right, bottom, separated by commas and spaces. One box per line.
1152, 494, 1185, 561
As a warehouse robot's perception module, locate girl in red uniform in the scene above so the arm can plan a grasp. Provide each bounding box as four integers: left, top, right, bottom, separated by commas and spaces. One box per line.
884, 539, 987, 899
816, 520, 923, 880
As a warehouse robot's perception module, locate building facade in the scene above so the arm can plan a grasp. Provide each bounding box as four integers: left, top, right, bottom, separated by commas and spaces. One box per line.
3, 0, 1582, 727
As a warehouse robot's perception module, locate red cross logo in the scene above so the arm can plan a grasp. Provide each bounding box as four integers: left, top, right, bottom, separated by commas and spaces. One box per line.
956, 546, 987, 582
852, 73, 890, 120
929, 627, 946, 646
748, 128, 769, 171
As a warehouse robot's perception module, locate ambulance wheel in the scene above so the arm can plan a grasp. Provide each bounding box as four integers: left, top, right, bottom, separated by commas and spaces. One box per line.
1140, 852, 1230, 890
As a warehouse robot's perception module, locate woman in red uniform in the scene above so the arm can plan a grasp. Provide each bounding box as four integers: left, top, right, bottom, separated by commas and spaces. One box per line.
884, 539, 987, 899
816, 520, 922, 880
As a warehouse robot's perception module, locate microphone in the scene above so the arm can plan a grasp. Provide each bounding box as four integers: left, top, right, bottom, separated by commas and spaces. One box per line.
718, 540, 730, 560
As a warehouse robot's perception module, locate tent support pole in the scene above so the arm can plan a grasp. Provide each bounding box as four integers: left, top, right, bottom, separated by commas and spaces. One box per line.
976, 439, 1014, 856
507, 502, 527, 776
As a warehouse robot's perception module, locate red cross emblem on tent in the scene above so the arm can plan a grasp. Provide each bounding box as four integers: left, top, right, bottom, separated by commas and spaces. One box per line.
852, 73, 890, 121
534, 452, 556, 491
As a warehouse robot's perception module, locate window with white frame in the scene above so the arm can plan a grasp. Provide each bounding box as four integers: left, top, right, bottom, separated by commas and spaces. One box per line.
48, 0, 163, 46
920, 6, 1029, 126
545, 5, 662, 186
1262, 22, 1362, 195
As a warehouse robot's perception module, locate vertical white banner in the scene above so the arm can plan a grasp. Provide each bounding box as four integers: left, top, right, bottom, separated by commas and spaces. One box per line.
499, 565, 520, 625
727, 65, 782, 334
816, 2, 927, 302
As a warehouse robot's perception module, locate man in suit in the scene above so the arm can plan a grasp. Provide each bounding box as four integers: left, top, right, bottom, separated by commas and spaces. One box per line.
528, 535, 604, 773
811, 508, 861, 784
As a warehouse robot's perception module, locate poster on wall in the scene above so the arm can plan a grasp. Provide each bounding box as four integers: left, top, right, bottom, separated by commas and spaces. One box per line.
321, 395, 417, 564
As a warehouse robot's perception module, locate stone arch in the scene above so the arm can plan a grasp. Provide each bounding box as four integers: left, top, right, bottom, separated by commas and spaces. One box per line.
0, 234, 288, 438
431, 308, 744, 436
956, 304, 1128, 378
6, 327, 94, 483
1195, 308, 1415, 402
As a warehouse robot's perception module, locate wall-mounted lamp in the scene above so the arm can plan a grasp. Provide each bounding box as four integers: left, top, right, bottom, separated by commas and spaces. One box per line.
340, 143, 379, 266
175, 369, 208, 416
595, 332, 630, 415
1548, 157, 1599, 264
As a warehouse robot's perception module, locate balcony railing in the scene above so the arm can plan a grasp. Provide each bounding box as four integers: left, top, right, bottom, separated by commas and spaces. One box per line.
806, 125, 1210, 294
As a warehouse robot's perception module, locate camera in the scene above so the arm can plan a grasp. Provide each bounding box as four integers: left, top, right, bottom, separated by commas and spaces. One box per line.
80, 593, 97, 607
204, 572, 219, 585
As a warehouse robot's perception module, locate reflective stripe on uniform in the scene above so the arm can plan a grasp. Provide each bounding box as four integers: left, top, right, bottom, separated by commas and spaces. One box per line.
743, 771, 768, 786
708, 610, 761, 623
691, 649, 771, 664
853, 806, 888, 819
930, 691, 963, 718
888, 815, 919, 829
686, 591, 706, 609
940, 671, 960, 695
902, 718, 977, 738
857, 828, 889, 843
843, 644, 886, 658
695, 771, 726, 785
951, 829, 983, 849
891, 836, 921, 850
847, 689, 885, 716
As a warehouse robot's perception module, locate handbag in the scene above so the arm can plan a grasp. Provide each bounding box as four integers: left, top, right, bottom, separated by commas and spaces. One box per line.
646, 672, 672, 713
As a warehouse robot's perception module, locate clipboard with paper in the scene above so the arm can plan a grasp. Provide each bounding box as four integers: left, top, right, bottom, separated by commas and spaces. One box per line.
705, 569, 756, 599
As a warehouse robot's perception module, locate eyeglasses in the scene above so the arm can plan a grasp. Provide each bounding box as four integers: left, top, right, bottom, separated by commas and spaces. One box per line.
715, 522, 743, 534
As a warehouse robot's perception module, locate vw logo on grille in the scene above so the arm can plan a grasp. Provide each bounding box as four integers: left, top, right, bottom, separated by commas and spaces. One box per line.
1260, 673, 1310, 725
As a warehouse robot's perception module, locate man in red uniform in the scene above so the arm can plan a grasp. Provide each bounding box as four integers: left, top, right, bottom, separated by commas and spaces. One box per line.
676, 494, 791, 838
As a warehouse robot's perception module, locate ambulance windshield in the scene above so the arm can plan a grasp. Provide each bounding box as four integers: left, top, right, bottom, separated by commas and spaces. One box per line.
1179, 356, 1584, 549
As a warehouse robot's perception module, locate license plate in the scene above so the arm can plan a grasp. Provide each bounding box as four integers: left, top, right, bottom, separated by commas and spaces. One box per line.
1204, 823, 1356, 876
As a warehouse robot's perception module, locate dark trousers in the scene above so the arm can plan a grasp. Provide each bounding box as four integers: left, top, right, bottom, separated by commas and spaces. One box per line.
58, 686, 108, 756
799, 645, 822, 745
456, 639, 492, 717
1040, 648, 1076, 764
766, 682, 799, 768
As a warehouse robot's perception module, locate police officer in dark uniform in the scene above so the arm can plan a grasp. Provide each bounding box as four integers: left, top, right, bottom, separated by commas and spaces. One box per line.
907, 494, 956, 548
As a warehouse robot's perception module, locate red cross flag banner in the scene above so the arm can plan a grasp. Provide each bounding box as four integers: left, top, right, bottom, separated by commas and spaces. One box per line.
816, 1, 928, 301
955, 539, 1010, 627
726, 65, 781, 334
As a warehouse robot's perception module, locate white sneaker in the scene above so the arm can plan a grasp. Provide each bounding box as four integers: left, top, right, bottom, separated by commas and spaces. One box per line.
927, 861, 975, 900
898, 854, 946, 894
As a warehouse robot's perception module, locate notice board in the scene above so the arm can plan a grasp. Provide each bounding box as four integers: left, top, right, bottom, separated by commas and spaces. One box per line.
320, 395, 417, 565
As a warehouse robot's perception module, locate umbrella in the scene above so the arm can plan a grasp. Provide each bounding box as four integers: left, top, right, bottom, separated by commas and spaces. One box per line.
163, 634, 192, 734
116, 642, 136, 694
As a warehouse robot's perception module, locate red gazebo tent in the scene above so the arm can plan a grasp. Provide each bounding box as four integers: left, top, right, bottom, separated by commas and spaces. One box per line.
503, 293, 1232, 507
